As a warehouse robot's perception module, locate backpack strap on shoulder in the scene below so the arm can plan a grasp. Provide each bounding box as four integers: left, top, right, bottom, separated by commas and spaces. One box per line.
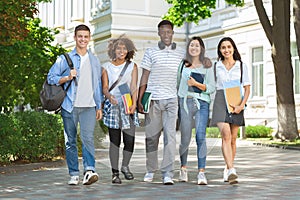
214, 62, 217, 82
240, 60, 243, 83
63, 53, 77, 86
177, 59, 185, 88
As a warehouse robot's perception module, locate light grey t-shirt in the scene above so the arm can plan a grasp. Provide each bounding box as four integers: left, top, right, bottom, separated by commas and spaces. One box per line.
74, 53, 96, 107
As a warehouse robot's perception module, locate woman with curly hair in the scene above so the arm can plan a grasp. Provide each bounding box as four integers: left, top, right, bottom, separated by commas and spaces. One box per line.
102, 35, 139, 184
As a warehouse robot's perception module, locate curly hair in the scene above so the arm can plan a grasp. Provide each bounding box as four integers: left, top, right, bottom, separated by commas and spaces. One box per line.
107, 35, 137, 61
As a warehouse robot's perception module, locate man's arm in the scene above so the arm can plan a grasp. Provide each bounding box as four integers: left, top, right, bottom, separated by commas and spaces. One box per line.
137, 69, 150, 113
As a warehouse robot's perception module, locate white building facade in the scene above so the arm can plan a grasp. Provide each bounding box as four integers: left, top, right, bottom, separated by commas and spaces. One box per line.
37, 0, 300, 128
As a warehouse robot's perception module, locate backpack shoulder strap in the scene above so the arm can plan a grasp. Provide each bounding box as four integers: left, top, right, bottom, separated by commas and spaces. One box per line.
177, 59, 185, 88
213, 62, 217, 82
63, 53, 74, 69
240, 60, 243, 83
63, 53, 77, 86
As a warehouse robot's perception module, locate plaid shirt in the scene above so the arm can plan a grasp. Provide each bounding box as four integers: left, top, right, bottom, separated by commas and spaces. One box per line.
103, 101, 139, 129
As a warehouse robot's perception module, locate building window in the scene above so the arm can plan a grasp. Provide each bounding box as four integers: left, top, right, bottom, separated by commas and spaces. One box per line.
252, 47, 264, 97
291, 42, 300, 94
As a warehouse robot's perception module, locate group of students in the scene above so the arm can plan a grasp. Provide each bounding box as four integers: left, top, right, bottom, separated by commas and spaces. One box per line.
47, 20, 250, 186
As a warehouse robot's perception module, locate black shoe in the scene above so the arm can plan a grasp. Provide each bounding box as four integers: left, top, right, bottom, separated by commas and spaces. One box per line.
121, 166, 134, 180
112, 173, 122, 184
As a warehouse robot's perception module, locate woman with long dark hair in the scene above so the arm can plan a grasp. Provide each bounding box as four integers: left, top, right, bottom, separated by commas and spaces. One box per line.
211, 37, 251, 184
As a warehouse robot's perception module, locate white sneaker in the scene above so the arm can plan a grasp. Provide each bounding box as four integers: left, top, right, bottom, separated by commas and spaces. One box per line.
223, 168, 228, 182
197, 172, 207, 185
143, 172, 154, 182
68, 175, 79, 185
178, 168, 188, 182
82, 171, 99, 185
163, 176, 174, 185
227, 168, 238, 184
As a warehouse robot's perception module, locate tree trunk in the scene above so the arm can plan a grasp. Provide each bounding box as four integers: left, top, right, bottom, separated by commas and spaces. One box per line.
294, 0, 300, 61
272, 0, 298, 141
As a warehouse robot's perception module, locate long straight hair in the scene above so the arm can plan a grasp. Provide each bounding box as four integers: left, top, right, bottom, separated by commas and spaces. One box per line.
217, 37, 241, 61
184, 36, 207, 67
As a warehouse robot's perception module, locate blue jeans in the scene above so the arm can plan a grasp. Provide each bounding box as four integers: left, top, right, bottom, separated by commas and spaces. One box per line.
179, 98, 209, 169
61, 107, 96, 176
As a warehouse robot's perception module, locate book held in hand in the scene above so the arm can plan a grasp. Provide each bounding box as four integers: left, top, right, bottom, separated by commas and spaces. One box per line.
121, 93, 132, 114
188, 72, 205, 93
223, 79, 242, 113
141, 92, 152, 113
118, 83, 132, 114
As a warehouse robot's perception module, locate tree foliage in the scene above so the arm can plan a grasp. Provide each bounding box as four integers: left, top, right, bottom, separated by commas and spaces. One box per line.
0, 0, 52, 46
164, 0, 244, 26
0, 1, 65, 112
164, 0, 299, 141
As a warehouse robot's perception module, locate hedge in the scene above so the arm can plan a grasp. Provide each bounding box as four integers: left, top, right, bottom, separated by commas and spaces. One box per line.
0, 111, 64, 164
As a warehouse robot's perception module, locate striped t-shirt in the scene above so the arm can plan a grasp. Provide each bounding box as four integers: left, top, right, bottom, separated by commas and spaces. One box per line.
140, 45, 184, 100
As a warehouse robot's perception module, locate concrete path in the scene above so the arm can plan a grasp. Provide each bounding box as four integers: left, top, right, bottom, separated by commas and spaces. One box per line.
1, 131, 299, 200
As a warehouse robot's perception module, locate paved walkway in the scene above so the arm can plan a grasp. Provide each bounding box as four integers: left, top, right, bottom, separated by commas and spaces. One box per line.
1, 131, 300, 200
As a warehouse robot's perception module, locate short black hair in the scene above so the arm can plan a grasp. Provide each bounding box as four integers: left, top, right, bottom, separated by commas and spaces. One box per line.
74, 24, 90, 35
157, 20, 174, 29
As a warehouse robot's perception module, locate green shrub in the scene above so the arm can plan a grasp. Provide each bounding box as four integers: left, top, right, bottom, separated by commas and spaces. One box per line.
206, 127, 220, 138
0, 114, 21, 162
0, 111, 64, 164
245, 125, 272, 138
204, 126, 272, 139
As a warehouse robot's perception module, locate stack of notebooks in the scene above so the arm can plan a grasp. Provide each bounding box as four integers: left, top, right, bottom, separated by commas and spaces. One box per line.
118, 83, 132, 114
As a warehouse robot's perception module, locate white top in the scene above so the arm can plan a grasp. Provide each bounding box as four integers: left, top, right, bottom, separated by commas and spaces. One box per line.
215, 60, 251, 90
74, 53, 96, 107
102, 61, 135, 102
140, 45, 185, 100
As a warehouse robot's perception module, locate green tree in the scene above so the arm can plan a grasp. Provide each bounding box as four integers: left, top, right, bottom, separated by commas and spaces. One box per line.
0, 0, 52, 46
164, 0, 299, 141
0, 1, 65, 112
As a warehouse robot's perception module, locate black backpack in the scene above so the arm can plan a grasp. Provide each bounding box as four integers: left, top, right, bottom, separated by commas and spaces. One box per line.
40, 53, 74, 113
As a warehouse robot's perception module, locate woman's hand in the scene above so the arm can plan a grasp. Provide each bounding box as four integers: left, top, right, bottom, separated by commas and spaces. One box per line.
109, 95, 118, 105
129, 103, 137, 114
230, 104, 243, 114
187, 76, 196, 86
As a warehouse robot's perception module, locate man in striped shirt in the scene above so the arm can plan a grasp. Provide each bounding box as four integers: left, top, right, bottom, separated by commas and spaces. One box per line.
138, 20, 184, 185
